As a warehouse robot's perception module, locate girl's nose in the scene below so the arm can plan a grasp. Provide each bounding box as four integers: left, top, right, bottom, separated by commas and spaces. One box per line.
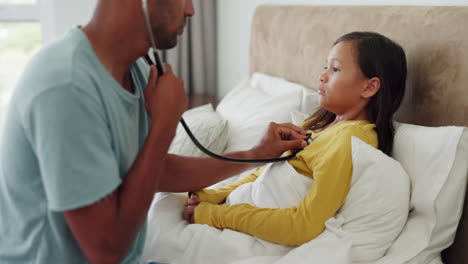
319, 72, 327, 83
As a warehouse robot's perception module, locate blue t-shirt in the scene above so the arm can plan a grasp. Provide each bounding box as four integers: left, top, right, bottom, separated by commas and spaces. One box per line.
0, 27, 150, 263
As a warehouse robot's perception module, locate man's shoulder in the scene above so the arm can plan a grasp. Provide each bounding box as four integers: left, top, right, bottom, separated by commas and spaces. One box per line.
32, 27, 95, 80
14, 28, 103, 105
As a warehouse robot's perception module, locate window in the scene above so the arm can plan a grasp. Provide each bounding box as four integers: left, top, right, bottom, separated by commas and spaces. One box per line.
0, 0, 52, 128
1, 0, 35, 4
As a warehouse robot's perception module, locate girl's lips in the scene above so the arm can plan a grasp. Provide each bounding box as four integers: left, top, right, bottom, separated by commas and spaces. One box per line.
318, 88, 325, 95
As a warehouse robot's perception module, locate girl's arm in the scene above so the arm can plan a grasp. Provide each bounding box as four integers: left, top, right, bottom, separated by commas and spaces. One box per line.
192, 167, 266, 205
192, 127, 371, 246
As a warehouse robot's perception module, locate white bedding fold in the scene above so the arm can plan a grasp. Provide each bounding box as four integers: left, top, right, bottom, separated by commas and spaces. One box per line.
141, 161, 353, 264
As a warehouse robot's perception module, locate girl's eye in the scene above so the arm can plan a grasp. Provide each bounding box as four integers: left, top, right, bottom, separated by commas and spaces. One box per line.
332, 67, 340, 72
323, 66, 328, 70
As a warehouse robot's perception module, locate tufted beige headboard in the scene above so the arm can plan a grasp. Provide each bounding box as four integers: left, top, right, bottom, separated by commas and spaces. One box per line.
249, 5, 468, 262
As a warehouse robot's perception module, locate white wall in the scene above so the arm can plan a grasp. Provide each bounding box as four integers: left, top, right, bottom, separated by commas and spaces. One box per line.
46, 0, 96, 42
217, 0, 468, 98
50, 0, 468, 98
216, 0, 270, 98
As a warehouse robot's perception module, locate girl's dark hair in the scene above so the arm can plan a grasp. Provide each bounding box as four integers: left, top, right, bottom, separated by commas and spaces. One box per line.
304, 31, 407, 155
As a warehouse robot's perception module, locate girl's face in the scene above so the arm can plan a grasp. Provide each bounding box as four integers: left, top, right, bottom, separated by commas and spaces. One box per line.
318, 41, 369, 115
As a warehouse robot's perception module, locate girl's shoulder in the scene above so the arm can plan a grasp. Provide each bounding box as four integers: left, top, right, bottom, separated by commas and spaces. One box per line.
335, 121, 378, 147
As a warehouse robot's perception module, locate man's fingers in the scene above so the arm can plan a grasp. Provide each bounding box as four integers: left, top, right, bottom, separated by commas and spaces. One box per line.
148, 65, 158, 84
277, 127, 307, 141
282, 139, 307, 151
144, 66, 157, 103
164, 63, 173, 74
280, 123, 307, 135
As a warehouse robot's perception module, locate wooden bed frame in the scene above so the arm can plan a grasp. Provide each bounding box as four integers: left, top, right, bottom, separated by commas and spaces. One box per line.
249, 5, 468, 262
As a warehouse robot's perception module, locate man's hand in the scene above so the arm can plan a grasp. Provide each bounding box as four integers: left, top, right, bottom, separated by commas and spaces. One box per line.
250, 122, 308, 160
144, 64, 188, 133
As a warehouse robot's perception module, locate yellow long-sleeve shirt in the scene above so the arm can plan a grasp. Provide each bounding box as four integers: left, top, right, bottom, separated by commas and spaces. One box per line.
194, 120, 378, 246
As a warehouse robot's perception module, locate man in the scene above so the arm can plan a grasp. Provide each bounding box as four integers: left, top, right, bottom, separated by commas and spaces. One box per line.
0, 0, 307, 263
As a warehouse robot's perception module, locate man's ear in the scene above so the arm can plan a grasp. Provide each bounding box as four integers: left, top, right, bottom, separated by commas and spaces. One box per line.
362, 77, 381, 99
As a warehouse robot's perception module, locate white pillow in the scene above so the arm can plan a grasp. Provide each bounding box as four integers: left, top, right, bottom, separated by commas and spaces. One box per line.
213, 73, 320, 187
300, 87, 320, 115
290, 111, 311, 127
216, 72, 308, 153
168, 104, 229, 157
377, 124, 468, 264
336, 137, 410, 263
250, 72, 319, 115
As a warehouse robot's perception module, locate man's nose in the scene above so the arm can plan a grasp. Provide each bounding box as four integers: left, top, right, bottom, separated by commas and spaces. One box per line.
185, 0, 195, 17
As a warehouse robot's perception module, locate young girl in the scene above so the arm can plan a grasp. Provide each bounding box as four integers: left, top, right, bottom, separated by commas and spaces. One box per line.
182, 31, 407, 246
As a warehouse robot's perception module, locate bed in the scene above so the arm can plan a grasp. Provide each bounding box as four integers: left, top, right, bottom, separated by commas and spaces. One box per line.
142, 5, 468, 264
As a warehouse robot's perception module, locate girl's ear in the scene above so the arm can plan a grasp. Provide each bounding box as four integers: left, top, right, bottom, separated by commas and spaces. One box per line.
362, 77, 381, 99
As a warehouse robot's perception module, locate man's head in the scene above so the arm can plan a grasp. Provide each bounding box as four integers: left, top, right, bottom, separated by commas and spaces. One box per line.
145, 0, 195, 49
82, 0, 195, 68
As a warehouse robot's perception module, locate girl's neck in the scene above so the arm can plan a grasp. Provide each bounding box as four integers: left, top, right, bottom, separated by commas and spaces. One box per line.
316, 110, 368, 132
332, 109, 368, 126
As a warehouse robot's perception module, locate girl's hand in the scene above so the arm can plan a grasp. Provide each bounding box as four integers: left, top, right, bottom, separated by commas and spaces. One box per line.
187, 192, 200, 206
183, 204, 197, 224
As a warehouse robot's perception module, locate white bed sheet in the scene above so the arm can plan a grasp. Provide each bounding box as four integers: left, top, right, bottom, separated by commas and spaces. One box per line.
141, 160, 353, 264
141, 137, 411, 264
141, 192, 352, 264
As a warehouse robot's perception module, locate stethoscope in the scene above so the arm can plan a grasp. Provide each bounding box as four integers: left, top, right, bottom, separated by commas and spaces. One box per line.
141, 0, 312, 163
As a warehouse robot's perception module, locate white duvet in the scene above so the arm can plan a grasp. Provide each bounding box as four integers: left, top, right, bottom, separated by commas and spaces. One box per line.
141, 161, 353, 264
141, 138, 409, 264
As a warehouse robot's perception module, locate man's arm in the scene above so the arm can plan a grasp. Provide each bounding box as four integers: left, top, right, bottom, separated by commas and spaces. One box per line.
64, 117, 175, 263
64, 121, 307, 263
159, 152, 257, 192
159, 122, 308, 192
63, 66, 307, 263
63, 65, 186, 263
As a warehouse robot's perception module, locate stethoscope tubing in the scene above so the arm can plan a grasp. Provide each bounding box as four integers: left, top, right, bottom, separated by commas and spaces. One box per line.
143, 53, 312, 163
141, 0, 308, 163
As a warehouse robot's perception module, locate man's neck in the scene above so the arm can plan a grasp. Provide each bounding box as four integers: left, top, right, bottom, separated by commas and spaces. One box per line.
123, 70, 135, 94
81, 19, 148, 89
